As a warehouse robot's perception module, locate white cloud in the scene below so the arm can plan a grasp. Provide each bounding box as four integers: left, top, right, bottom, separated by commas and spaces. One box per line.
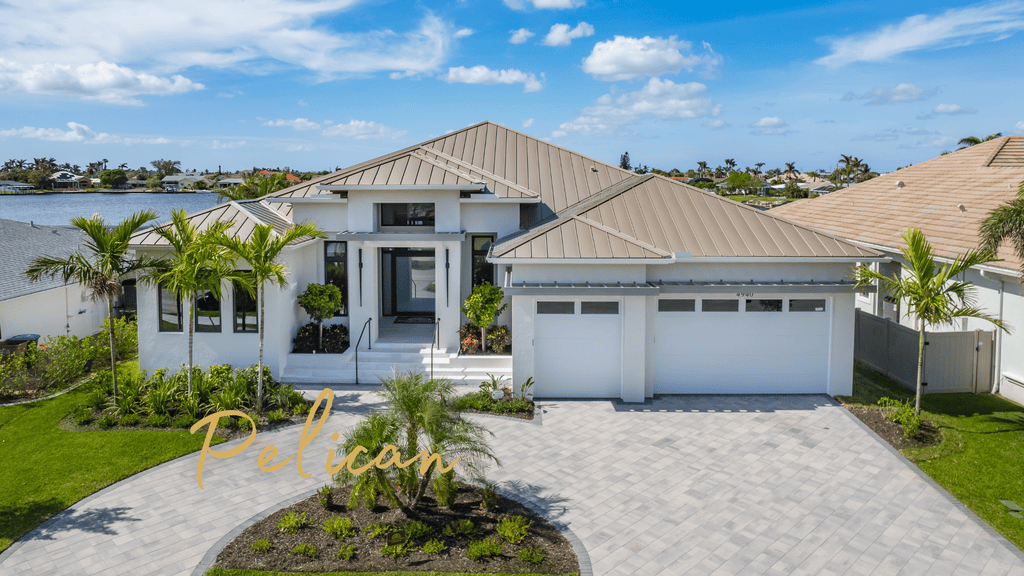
542, 22, 594, 46
322, 119, 405, 139
504, 0, 585, 10
0, 3, 464, 97
0, 60, 202, 105
284, 143, 317, 152
852, 127, 936, 142
1016, 121, 1024, 134
816, 1, 1024, 67
553, 77, 720, 136
0, 121, 168, 145
211, 140, 246, 149
509, 28, 535, 44
750, 117, 791, 136
901, 135, 956, 149
582, 36, 722, 81
441, 65, 543, 92
841, 83, 936, 105
264, 118, 321, 130
455, 28, 474, 38
917, 103, 978, 119
702, 120, 730, 130
522, 118, 535, 128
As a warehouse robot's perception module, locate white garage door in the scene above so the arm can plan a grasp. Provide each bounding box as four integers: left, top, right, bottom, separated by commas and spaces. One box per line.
534, 300, 621, 397
654, 297, 830, 394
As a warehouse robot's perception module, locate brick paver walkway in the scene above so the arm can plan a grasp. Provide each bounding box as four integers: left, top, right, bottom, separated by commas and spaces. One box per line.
2, 392, 1023, 575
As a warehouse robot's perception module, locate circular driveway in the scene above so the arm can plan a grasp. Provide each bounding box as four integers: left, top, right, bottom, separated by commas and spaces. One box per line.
2, 392, 1023, 575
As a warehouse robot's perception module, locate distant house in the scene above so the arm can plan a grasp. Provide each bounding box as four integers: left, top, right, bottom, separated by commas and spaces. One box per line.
774, 137, 1024, 404
0, 219, 107, 341
124, 179, 147, 189
217, 178, 244, 188
0, 180, 32, 192
161, 174, 208, 191
51, 171, 84, 190
258, 170, 301, 183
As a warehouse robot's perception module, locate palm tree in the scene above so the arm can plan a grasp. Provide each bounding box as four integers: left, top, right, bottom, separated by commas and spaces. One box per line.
145, 210, 241, 395
118, 163, 128, 171
696, 161, 708, 177
979, 180, 1024, 277
784, 162, 797, 179
754, 162, 765, 177
25, 211, 159, 401
854, 228, 1007, 414
958, 133, 1002, 148
214, 221, 322, 410
217, 173, 292, 203
724, 158, 737, 173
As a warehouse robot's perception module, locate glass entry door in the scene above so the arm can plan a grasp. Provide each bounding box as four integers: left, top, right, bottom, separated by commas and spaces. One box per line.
381, 248, 436, 316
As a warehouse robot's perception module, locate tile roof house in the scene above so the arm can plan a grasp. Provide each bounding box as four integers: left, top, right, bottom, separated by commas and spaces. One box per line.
773, 137, 1024, 403
131, 121, 881, 400
0, 219, 106, 341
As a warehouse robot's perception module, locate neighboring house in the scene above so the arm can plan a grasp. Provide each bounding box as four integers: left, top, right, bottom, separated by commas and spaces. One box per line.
773, 137, 1024, 403
130, 121, 881, 400
0, 219, 106, 341
161, 174, 208, 191
124, 179, 147, 189
51, 171, 83, 190
217, 178, 244, 188
0, 180, 33, 192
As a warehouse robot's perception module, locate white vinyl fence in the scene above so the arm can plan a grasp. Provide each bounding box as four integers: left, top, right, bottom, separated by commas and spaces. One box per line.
854, 309, 994, 394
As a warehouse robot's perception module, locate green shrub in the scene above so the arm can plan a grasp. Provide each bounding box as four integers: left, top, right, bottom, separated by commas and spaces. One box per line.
337, 544, 356, 560
0, 352, 30, 395
493, 398, 530, 414
144, 380, 178, 416
73, 407, 93, 425
118, 413, 140, 426
432, 470, 457, 507
403, 520, 433, 541
442, 519, 479, 539
878, 396, 923, 438
486, 325, 511, 352
210, 388, 244, 413
422, 538, 447, 554
218, 416, 238, 430
496, 515, 531, 544
85, 387, 108, 411
452, 390, 491, 411
36, 334, 93, 390
91, 317, 138, 366
251, 539, 272, 553
291, 321, 350, 353
480, 482, 498, 510
172, 415, 197, 429
364, 522, 392, 539
317, 484, 334, 509
145, 414, 170, 428
293, 403, 311, 416
179, 395, 205, 420
113, 388, 140, 418
380, 541, 413, 559
519, 546, 545, 564
290, 543, 316, 557
267, 408, 288, 423
97, 414, 117, 429
466, 537, 502, 561
479, 373, 507, 394
278, 511, 307, 534
322, 516, 355, 540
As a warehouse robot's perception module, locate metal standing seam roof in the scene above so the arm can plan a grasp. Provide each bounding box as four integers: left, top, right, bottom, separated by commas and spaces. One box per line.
772, 137, 1024, 272
129, 199, 306, 247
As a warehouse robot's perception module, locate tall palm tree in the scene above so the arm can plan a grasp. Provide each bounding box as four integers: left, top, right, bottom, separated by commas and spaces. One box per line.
754, 162, 765, 177
145, 210, 240, 395
25, 211, 159, 401
724, 158, 737, 173
214, 221, 322, 410
979, 180, 1024, 277
959, 133, 1002, 148
784, 162, 797, 179
854, 228, 1007, 414
696, 161, 708, 177
217, 173, 292, 203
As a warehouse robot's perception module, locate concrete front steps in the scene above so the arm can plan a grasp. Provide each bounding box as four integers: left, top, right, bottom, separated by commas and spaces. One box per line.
280, 342, 511, 386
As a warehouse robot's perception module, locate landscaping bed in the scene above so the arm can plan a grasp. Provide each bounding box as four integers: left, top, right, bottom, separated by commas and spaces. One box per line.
453, 389, 534, 421
212, 484, 578, 574
458, 324, 510, 356
842, 405, 941, 451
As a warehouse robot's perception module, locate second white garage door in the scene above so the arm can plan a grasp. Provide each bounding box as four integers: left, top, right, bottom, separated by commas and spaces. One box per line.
534, 300, 622, 398
653, 297, 830, 394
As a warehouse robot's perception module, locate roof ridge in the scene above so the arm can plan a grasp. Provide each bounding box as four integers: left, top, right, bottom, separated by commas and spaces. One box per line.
572, 214, 673, 257
415, 146, 540, 198
983, 136, 1013, 167
229, 200, 277, 236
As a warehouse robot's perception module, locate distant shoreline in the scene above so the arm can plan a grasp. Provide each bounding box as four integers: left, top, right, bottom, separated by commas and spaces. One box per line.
0, 189, 215, 196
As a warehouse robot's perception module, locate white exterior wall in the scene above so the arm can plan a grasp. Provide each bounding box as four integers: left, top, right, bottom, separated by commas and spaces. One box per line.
513, 264, 648, 284
291, 202, 347, 232
0, 285, 104, 341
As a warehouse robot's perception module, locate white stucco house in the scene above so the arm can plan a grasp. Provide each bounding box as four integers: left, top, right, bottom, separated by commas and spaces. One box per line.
130, 122, 881, 400
774, 136, 1024, 404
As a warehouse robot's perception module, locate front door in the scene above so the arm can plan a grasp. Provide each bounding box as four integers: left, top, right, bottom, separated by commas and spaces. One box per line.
381, 248, 436, 316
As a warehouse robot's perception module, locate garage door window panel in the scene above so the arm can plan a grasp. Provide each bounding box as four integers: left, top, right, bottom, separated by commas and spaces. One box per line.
746, 299, 783, 312
701, 299, 739, 312
658, 299, 695, 312
537, 301, 574, 314
581, 301, 618, 314
790, 299, 827, 312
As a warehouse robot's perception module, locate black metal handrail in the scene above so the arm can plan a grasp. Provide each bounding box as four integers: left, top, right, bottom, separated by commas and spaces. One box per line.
430, 317, 440, 380
354, 317, 372, 385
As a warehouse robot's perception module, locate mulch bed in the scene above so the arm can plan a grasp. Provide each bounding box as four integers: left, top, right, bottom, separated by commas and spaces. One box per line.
214, 483, 578, 574
457, 401, 535, 421
843, 405, 942, 451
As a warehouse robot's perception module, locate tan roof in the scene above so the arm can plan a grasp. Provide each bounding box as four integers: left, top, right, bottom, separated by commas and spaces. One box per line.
772, 137, 1024, 272
130, 199, 305, 247
270, 121, 635, 211
493, 174, 879, 260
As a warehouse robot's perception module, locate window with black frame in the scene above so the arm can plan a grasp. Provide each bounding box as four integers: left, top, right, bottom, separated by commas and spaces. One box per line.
194, 289, 221, 332
471, 235, 494, 286
325, 241, 348, 316
380, 203, 435, 226
233, 280, 258, 332
158, 283, 183, 332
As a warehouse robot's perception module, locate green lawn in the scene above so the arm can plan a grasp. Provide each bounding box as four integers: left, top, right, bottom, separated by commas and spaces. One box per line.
0, 360, 219, 552
841, 363, 1024, 550
207, 565, 577, 569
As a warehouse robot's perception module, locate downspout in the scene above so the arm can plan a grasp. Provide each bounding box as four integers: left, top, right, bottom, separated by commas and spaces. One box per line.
981, 270, 1005, 395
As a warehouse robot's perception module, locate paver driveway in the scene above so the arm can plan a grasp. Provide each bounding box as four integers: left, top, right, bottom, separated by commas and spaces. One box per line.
2, 392, 1024, 576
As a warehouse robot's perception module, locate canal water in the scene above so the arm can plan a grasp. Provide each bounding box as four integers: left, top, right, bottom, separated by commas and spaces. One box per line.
0, 192, 221, 226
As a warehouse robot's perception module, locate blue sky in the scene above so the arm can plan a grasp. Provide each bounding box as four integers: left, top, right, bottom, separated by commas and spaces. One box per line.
1, 0, 1022, 174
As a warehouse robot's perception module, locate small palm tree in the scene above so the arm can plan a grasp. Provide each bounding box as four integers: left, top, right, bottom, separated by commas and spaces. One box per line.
145, 210, 243, 395
854, 228, 1008, 413
337, 412, 404, 510
214, 221, 322, 410
25, 211, 159, 401
217, 173, 292, 203
979, 180, 1024, 276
